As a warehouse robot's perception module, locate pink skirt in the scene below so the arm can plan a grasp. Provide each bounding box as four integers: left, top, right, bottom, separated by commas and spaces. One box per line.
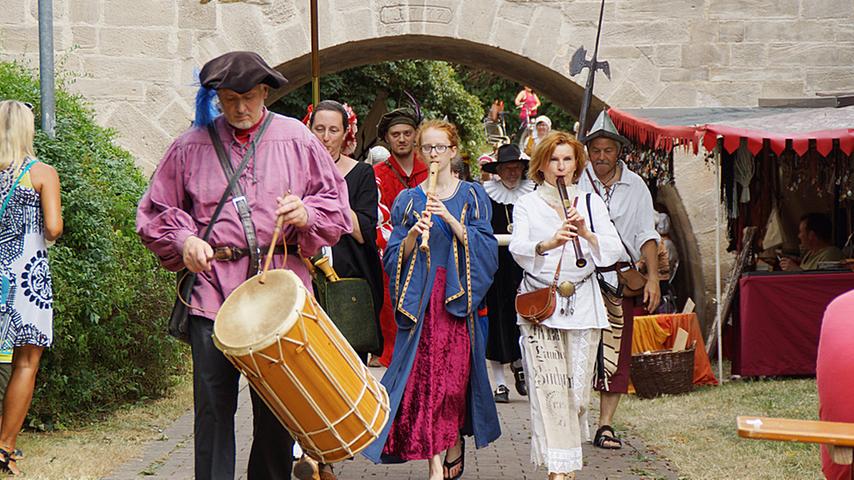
383, 267, 471, 460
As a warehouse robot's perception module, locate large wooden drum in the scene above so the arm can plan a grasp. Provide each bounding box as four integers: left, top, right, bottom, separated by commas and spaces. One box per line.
213, 269, 389, 463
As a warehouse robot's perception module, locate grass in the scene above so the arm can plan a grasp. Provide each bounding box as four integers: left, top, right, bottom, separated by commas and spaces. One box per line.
9, 376, 193, 479
617, 369, 821, 480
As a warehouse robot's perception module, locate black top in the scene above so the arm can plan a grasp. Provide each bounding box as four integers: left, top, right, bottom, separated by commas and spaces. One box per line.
484, 197, 524, 363
331, 162, 384, 353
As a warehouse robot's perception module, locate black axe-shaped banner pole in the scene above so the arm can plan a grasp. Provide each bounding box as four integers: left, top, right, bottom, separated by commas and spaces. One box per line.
574, 0, 609, 140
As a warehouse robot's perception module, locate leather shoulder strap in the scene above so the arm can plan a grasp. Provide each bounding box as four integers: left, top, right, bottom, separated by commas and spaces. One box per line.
206, 114, 274, 275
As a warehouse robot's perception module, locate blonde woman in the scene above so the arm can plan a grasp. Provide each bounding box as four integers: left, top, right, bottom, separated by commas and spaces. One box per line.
0, 100, 62, 475
509, 131, 621, 480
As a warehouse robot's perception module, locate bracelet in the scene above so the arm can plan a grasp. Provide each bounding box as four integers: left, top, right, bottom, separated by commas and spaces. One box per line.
535, 241, 545, 256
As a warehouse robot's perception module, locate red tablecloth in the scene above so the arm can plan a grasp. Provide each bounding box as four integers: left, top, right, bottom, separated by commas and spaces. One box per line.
734, 271, 854, 377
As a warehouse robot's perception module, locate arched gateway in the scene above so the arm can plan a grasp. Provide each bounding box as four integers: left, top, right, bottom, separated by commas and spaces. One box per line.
2, 0, 853, 330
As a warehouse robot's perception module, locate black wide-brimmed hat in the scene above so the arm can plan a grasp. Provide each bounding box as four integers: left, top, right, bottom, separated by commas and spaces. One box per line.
199, 51, 288, 93
377, 108, 420, 139
582, 109, 630, 147
482, 144, 528, 174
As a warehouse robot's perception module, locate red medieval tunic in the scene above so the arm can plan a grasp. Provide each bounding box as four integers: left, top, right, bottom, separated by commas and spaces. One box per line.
373, 154, 428, 366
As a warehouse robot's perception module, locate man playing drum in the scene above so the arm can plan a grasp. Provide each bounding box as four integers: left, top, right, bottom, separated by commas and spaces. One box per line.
136, 51, 352, 480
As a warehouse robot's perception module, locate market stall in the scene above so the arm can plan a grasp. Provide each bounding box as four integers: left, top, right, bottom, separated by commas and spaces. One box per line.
608, 103, 854, 379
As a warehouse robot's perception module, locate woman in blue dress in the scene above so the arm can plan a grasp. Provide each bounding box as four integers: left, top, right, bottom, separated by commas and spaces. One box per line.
363, 119, 499, 480
0, 100, 63, 475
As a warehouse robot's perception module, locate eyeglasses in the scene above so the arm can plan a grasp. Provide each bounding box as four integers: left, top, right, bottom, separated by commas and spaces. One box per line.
22, 102, 33, 111
419, 144, 452, 154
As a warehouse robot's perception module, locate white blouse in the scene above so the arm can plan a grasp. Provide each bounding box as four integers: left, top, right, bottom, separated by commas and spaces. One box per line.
509, 183, 624, 330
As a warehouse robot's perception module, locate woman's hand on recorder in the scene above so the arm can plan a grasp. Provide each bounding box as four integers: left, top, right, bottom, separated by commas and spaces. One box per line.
407, 211, 432, 241
564, 206, 591, 240
542, 218, 577, 251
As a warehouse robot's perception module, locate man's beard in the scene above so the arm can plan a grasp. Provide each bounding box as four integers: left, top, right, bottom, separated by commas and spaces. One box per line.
393, 145, 413, 158
230, 119, 255, 130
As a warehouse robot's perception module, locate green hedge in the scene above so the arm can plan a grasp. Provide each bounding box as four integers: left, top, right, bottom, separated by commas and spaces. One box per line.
0, 62, 185, 428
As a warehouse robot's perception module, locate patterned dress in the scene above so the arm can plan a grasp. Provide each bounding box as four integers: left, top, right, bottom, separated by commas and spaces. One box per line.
0, 160, 53, 349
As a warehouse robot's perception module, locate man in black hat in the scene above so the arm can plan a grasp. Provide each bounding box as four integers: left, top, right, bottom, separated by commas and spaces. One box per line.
482, 144, 535, 403
577, 110, 660, 451
372, 108, 426, 367
137, 51, 353, 480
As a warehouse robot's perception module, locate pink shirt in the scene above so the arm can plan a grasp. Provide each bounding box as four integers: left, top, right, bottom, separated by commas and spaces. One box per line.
136, 112, 352, 320
817, 289, 854, 480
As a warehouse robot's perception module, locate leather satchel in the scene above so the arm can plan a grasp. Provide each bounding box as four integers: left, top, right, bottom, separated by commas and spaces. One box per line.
515, 245, 564, 325
515, 284, 556, 325
617, 266, 647, 297
582, 182, 649, 298
167, 115, 273, 344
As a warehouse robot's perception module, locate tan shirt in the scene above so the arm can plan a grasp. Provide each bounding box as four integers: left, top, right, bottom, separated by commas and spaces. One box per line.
800, 246, 845, 270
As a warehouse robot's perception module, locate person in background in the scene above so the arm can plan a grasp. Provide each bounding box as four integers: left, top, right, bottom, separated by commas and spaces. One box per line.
367, 145, 390, 166
514, 86, 540, 126
577, 110, 660, 451
524, 115, 552, 157
816, 289, 854, 480
780, 213, 844, 271
0, 100, 63, 475
363, 120, 500, 480
481, 144, 534, 403
510, 131, 623, 480
450, 156, 473, 182
373, 109, 427, 368
300, 99, 384, 480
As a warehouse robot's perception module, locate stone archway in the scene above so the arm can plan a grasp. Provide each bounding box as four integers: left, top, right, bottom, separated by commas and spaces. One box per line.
266, 35, 607, 125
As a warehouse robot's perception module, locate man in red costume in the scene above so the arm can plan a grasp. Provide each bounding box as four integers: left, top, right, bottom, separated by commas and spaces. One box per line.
372, 109, 426, 366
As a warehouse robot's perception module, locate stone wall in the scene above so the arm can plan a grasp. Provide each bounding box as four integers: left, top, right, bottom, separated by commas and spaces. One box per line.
1, 0, 851, 170
1, 0, 849, 305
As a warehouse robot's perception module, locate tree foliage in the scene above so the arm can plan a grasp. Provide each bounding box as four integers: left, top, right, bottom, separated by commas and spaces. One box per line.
272, 60, 487, 155
0, 62, 184, 427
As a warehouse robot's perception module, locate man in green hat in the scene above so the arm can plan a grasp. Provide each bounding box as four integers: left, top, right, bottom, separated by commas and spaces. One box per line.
578, 109, 661, 451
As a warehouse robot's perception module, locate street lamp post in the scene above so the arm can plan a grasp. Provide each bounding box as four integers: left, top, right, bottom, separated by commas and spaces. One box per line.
38, 0, 56, 138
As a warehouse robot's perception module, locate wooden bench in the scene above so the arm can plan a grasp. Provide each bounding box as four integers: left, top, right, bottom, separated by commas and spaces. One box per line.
737, 416, 854, 465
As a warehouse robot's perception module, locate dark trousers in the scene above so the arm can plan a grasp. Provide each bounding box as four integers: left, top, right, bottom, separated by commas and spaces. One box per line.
189, 315, 294, 480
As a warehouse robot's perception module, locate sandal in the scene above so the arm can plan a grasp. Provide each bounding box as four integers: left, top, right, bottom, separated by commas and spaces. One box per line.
593, 425, 623, 450
0, 447, 20, 475
442, 437, 465, 480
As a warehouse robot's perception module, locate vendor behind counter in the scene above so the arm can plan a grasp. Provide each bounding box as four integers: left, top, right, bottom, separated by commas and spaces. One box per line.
779, 213, 844, 271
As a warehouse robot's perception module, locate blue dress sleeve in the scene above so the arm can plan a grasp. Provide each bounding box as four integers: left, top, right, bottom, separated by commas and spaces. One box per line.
444, 183, 498, 317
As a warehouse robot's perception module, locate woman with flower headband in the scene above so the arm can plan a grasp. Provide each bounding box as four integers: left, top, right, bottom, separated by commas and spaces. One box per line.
297, 100, 383, 480
306, 100, 384, 364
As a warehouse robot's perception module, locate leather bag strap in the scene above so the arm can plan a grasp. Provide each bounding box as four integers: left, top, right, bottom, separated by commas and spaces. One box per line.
207, 114, 274, 275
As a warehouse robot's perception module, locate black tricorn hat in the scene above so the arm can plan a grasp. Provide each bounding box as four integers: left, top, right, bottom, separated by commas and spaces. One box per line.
482, 144, 528, 174
199, 51, 288, 94
377, 108, 420, 139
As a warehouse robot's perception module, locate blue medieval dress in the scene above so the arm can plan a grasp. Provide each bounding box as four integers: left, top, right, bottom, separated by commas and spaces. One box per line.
363, 180, 500, 463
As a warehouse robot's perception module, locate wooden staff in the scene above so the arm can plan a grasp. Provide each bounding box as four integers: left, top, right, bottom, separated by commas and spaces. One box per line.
556, 176, 587, 268
419, 161, 441, 253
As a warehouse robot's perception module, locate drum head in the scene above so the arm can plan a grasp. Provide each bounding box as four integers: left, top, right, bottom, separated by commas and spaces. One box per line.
214, 270, 303, 353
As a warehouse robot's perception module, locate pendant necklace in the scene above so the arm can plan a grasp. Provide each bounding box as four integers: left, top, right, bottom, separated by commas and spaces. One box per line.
504, 204, 513, 233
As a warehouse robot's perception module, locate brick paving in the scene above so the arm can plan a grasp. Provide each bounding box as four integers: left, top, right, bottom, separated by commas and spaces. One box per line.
105, 367, 678, 480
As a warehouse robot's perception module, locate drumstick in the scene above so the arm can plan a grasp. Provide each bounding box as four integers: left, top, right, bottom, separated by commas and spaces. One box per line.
259, 215, 284, 284
260, 190, 291, 284
419, 161, 441, 253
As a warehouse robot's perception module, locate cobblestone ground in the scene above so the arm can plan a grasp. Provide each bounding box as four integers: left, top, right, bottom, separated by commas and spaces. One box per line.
105, 367, 678, 480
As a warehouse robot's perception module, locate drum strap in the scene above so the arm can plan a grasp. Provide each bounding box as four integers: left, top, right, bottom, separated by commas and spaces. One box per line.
208, 114, 274, 277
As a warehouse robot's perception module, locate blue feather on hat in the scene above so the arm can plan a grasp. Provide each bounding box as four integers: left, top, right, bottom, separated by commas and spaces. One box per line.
193, 68, 219, 128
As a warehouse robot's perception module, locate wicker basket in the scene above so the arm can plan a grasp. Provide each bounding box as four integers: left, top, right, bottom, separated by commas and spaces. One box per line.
630, 347, 695, 399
